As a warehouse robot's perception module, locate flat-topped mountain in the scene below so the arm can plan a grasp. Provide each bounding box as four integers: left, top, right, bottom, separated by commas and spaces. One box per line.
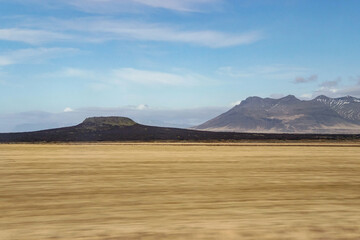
1, 116, 359, 142
194, 95, 360, 134
80, 117, 136, 129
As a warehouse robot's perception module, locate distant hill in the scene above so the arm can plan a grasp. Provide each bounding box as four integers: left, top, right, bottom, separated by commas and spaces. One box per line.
0, 116, 360, 142
194, 95, 360, 134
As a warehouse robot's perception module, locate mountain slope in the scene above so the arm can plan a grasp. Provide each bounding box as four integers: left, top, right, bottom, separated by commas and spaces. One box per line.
1, 116, 359, 142
194, 95, 360, 133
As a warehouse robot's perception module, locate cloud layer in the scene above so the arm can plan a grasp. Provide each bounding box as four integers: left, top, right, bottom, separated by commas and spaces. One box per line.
217, 65, 310, 80
13, 0, 222, 13
43, 67, 213, 87
0, 48, 78, 66
6, 17, 262, 48
0, 28, 71, 44
112, 68, 203, 86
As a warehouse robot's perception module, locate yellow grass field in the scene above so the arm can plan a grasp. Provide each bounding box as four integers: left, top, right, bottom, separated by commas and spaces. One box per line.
1, 143, 360, 240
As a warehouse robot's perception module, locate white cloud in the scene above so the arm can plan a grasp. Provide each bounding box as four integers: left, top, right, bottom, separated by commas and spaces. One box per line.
0, 48, 78, 66
0, 28, 72, 44
218, 64, 310, 80
16, 17, 262, 48
132, 0, 220, 12
230, 100, 241, 106
14, 0, 221, 13
91, 20, 262, 48
41, 67, 97, 80
111, 68, 198, 85
300, 93, 312, 99
40, 67, 213, 87
0, 57, 13, 66
61, 68, 96, 78
64, 107, 74, 112
136, 104, 149, 110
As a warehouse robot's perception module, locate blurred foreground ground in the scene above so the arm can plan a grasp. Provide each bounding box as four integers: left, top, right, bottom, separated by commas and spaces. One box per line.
1, 143, 360, 240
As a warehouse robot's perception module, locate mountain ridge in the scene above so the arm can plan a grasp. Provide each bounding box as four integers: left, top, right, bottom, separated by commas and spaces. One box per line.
194, 95, 360, 133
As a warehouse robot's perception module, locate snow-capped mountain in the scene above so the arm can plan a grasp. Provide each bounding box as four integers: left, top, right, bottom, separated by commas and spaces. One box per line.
194, 95, 360, 133
314, 95, 360, 121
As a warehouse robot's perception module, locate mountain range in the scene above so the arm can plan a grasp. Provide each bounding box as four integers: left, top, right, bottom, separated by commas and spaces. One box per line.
194, 95, 360, 133
0, 115, 359, 143
1, 95, 360, 142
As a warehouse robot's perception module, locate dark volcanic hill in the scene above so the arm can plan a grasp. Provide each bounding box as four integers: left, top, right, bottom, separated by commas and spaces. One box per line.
194, 95, 360, 134
1, 116, 359, 142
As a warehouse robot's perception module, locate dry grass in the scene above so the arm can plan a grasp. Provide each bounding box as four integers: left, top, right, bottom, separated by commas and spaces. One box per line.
1, 143, 360, 240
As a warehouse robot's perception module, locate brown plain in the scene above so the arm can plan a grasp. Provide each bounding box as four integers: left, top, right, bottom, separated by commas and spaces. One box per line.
1, 143, 360, 240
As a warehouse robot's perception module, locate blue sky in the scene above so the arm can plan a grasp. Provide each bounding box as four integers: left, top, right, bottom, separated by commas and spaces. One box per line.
0, 0, 360, 132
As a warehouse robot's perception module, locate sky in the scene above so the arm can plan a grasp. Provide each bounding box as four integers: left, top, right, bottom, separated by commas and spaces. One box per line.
0, 0, 360, 132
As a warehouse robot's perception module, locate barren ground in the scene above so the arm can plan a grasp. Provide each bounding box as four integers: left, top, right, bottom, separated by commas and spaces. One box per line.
1, 143, 360, 239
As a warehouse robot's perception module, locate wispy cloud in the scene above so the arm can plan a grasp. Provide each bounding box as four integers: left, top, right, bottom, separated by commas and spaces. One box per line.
0, 48, 78, 66
16, 18, 262, 48
300, 93, 312, 99
230, 100, 242, 106
63, 107, 74, 113
112, 68, 203, 86
293, 74, 318, 84
131, 0, 221, 12
11, 0, 222, 13
0, 28, 72, 44
59, 68, 96, 79
136, 104, 149, 110
88, 20, 262, 47
218, 64, 309, 80
0, 57, 12, 66
41, 67, 213, 87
